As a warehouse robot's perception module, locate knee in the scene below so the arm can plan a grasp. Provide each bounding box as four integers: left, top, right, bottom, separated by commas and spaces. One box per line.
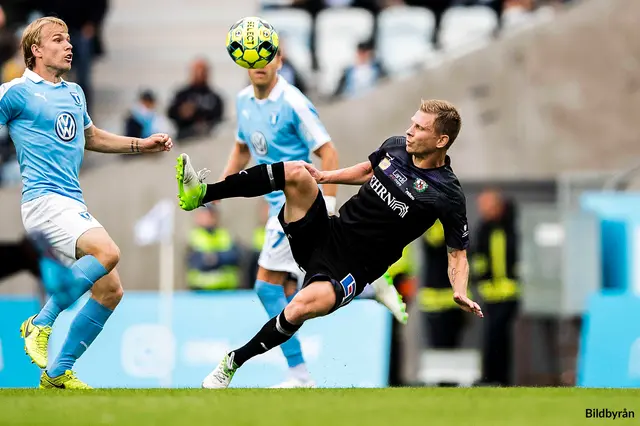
98, 241, 121, 271
284, 298, 310, 325
284, 161, 311, 186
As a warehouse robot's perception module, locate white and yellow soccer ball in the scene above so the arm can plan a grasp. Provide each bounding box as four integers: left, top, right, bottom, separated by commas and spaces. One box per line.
225, 17, 279, 69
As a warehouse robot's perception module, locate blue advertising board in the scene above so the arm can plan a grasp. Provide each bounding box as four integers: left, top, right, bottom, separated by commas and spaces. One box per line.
0, 292, 392, 388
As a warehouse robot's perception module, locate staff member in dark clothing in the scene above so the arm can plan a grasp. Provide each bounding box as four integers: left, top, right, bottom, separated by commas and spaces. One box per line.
472, 189, 519, 386
167, 58, 225, 141
420, 219, 467, 350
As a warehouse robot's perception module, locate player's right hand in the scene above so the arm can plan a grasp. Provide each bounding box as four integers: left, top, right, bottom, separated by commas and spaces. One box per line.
453, 292, 484, 318
303, 163, 324, 183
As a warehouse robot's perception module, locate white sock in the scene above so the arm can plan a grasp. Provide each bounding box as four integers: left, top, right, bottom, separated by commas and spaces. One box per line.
289, 363, 312, 382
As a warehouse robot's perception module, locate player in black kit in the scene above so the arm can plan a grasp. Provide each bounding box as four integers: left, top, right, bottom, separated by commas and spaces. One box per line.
176, 99, 484, 388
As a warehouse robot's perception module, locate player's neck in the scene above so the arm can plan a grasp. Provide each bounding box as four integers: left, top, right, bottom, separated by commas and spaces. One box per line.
253, 78, 278, 100
412, 151, 446, 169
32, 64, 64, 84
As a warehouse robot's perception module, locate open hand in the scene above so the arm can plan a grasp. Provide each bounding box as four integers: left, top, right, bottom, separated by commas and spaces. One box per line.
453, 292, 484, 318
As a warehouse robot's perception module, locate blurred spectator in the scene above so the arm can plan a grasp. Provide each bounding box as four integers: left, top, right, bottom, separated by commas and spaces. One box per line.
420, 220, 467, 364
333, 40, 386, 100
471, 188, 520, 386
1, 30, 23, 83
167, 59, 225, 141
123, 90, 172, 141
41, 0, 109, 113
186, 205, 241, 291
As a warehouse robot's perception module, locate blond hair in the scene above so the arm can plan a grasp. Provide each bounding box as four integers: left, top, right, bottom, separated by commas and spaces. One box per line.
420, 99, 462, 148
21, 17, 68, 70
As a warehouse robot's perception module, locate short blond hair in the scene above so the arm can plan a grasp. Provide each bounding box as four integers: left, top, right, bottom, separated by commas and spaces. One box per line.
420, 99, 462, 148
21, 17, 68, 70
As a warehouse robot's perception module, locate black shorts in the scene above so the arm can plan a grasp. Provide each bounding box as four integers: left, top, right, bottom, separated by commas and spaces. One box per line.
278, 191, 369, 313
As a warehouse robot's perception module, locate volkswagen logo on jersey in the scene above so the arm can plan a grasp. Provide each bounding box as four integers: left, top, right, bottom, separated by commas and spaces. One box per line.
369, 175, 409, 218
250, 131, 268, 155
55, 112, 77, 142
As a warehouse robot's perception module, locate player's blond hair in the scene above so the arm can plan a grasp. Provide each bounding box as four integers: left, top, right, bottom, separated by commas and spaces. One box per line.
21, 17, 68, 70
420, 99, 462, 149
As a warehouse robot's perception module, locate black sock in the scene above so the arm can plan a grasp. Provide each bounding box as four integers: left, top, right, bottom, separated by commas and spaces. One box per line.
202, 162, 285, 204
230, 311, 302, 367
0, 237, 39, 281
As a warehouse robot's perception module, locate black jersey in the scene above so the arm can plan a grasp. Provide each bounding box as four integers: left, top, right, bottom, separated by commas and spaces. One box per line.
336, 136, 470, 284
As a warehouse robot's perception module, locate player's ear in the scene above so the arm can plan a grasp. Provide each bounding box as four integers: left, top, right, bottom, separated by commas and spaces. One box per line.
436, 135, 449, 149
31, 44, 42, 59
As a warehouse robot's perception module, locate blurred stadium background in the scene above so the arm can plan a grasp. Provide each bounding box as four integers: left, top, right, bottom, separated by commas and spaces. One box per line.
1, 0, 639, 390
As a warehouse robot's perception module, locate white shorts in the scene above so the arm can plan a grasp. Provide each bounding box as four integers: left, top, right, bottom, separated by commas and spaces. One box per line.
21, 194, 103, 265
257, 216, 304, 278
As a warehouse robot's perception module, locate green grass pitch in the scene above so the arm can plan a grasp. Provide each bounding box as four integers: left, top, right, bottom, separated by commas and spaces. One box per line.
0, 388, 638, 425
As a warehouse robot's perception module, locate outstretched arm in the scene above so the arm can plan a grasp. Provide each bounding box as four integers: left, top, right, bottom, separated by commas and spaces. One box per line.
84, 125, 173, 154
313, 142, 338, 196
304, 161, 372, 186
447, 248, 483, 317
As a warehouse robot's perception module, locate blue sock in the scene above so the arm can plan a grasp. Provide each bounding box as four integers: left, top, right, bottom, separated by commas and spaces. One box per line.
32, 298, 62, 327
48, 297, 113, 378
255, 280, 305, 368
33, 255, 108, 327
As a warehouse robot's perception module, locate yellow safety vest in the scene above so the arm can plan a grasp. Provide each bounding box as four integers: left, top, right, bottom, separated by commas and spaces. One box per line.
472, 229, 519, 303
187, 228, 239, 290
253, 227, 266, 251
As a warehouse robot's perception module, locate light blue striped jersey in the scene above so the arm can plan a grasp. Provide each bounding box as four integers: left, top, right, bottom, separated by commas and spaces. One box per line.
236, 76, 331, 217
0, 69, 92, 204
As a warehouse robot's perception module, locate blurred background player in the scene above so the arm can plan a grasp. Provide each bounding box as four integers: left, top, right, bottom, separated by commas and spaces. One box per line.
212, 48, 339, 388
0, 16, 172, 389
0, 232, 74, 305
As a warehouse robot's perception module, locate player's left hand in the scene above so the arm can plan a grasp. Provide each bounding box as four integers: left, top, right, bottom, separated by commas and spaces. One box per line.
453, 292, 484, 318
141, 133, 173, 153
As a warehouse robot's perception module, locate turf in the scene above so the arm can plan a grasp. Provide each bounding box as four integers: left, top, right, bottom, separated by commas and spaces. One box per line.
0, 388, 638, 425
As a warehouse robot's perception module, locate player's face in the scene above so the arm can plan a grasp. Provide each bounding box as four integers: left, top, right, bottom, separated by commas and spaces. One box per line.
36, 24, 72, 73
248, 55, 281, 88
405, 111, 448, 156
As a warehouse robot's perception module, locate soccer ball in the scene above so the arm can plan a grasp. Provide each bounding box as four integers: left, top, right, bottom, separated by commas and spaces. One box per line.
225, 17, 279, 69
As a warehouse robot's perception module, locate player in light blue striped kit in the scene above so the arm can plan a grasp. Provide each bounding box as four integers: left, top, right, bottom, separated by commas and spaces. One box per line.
220, 49, 338, 388
0, 16, 173, 389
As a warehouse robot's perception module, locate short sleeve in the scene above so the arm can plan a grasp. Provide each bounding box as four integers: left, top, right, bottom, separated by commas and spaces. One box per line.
440, 195, 470, 251
285, 90, 331, 152
0, 82, 26, 127
75, 85, 92, 129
